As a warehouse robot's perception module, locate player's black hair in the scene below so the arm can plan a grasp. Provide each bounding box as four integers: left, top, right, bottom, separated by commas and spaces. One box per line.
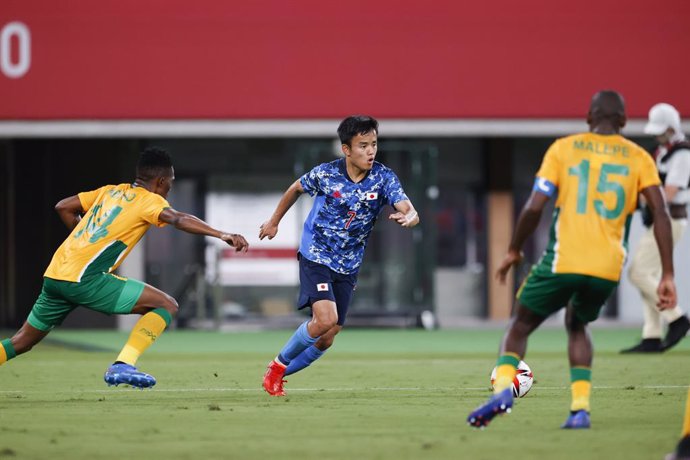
337, 115, 379, 146
590, 90, 626, 127
136, 147, 173, 181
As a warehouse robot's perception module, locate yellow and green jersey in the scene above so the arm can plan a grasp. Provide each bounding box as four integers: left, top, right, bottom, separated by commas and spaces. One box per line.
535, 132, 660, 281
44, 184, 170, 282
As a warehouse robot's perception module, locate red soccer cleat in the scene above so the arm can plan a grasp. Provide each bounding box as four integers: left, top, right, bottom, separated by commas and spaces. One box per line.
262, 360, 287, 396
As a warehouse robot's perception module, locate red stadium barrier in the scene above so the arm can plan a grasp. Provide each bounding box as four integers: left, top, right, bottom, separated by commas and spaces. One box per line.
1, 0, 689, 119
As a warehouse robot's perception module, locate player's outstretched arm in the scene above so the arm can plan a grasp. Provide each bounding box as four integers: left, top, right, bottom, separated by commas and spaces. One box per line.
641, 185, 677, 309
159, 208, 249, 252
54, 195, 84, 230
388, 200, 419, 228
259, 179, 305, 240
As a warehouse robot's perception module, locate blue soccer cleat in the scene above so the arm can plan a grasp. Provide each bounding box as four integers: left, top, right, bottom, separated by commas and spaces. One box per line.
104, 363, 156, 389
467, 388, 514, 428
561, 410, 591, 429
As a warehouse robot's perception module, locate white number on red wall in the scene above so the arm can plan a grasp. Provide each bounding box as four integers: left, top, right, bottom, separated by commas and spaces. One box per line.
1, 22, 31, 78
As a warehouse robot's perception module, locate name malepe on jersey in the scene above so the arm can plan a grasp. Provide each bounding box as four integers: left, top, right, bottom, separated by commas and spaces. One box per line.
572, 139, 630, 157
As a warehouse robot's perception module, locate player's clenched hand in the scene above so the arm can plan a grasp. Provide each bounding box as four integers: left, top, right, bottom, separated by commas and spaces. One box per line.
220, 233, 249, 252
259, 221, 278, 240
656, 275, 677, 310
495, 250, 523, 284
389, 211, 418, 228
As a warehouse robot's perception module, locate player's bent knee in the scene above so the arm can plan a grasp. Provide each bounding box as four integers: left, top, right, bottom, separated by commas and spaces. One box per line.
162, 295, 179, 316
318, 318, 338, 331
311, 316, 338, 335
325, 316, 338, 330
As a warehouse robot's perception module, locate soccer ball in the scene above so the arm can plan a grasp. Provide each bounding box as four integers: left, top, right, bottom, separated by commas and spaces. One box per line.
490, 360, 534, 398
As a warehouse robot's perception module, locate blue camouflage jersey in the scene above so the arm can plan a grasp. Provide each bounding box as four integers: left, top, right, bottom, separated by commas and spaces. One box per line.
299, 159, 409, 274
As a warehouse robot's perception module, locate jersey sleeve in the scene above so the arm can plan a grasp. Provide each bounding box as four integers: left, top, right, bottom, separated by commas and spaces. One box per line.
77, 186, 108, 212
535, 140, 562, 186
638, 151, 662, 191
663, 149, 690, 188
382, 170, 410, 206
140, 193, 171, 227
299, 164, 325, 197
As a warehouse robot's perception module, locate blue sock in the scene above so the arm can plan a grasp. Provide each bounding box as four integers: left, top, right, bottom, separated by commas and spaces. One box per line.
284, 345, 325, 376
277, 321, 318, 366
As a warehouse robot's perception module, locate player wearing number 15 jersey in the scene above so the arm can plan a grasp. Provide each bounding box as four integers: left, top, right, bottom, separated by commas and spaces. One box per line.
533, 129, 660, 281
468, 90, 677, 430
259, 115, 419, 396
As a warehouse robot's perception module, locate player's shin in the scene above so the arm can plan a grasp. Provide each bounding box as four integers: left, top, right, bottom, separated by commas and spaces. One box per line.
115, 308, 171, 365
0, 339, 17, 365
284, 345, 325, 376
493, 353, 520, 393
276, 321, 318, 366
570, 367, 592, 412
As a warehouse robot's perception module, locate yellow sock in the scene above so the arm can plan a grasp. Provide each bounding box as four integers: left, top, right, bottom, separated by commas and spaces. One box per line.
570, 380, 592, 412
493, 353, 520, 393
682, 388, 690, 437
570, 366, 592, 412
494, 364, 517, 393
116, 309, 171, 365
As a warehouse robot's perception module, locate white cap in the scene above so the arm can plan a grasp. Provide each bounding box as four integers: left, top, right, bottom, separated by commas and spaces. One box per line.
644, 103, 682, 135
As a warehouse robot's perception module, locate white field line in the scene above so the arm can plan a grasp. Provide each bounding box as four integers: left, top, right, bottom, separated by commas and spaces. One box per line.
0, 385, 688, 395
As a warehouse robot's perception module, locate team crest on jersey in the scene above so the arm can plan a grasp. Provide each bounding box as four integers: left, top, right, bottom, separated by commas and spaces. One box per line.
365, 192, 378, 200
317, 283, 329, 292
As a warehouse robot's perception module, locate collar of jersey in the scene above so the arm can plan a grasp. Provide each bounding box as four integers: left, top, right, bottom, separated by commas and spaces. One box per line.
338, 158, 372, 184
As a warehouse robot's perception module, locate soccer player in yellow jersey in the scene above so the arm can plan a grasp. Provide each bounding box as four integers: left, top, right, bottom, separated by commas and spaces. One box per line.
467, 90, 677, 429
0, 148, 249, 388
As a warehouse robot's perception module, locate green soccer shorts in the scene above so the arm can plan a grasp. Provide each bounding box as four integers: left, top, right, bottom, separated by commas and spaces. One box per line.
27, 273, 145, 331
516, 264, 618, 323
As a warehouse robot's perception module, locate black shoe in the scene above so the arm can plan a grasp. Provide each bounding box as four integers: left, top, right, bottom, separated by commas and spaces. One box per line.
662, 316, 690, 351
620, 338, 663, 353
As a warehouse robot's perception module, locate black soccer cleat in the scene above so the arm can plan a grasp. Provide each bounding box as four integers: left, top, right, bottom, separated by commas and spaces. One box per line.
662, 316, 690, 351
620, 338, 662, 354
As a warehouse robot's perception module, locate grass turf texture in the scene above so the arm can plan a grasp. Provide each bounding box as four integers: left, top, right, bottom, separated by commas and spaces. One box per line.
0, 327, 687, 460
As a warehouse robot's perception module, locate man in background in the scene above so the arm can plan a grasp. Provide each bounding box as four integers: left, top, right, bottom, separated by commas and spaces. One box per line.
623, 103, 690, 353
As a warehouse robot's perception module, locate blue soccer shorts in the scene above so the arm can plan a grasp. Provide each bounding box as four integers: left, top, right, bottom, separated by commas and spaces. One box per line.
297, 253, 358, 326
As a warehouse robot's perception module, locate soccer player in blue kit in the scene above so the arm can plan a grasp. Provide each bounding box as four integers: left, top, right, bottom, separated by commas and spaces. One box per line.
258, 115, 420, 396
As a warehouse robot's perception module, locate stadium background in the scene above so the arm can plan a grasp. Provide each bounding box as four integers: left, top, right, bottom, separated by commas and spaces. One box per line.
1, 0, 690, 332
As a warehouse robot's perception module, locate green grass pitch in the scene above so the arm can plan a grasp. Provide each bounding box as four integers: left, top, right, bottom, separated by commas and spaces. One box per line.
0, 327, 687, 460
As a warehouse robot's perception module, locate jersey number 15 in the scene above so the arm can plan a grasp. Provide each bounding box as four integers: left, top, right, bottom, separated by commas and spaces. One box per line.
568, 159, 629, 219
